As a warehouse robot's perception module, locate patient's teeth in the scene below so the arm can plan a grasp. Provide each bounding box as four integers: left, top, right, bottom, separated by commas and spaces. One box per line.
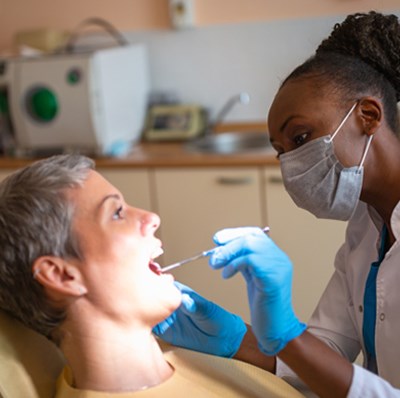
151, 246, 164, 259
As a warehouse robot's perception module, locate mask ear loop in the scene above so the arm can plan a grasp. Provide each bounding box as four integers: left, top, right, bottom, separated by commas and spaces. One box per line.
357, 134, 373, 174
326, 102, 359, 143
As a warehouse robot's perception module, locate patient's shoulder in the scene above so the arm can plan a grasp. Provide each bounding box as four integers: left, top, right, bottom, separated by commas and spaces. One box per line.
163, 345, 305, 397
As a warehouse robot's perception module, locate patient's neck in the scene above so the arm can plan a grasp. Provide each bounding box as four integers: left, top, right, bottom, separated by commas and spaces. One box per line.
60, 317, 173, 393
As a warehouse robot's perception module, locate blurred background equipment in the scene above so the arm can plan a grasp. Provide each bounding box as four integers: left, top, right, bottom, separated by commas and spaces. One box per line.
14, 28, 70, 54
169, 0, 195, 30
0, 18, 149, 157
144, 104, 207, 141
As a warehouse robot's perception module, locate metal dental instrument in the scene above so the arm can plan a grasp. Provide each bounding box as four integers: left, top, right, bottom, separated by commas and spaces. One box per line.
161, 249, 215, 273
161, 226, 270, 273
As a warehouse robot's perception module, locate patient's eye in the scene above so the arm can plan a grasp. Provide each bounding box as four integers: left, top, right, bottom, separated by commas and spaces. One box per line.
113, 206, 124, 220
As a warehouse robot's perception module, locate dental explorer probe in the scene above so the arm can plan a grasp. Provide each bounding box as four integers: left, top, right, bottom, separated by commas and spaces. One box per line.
161, 226, 270, 273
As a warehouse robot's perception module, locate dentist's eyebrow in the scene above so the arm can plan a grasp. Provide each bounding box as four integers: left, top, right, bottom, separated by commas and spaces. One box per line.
279, 115, 301, 132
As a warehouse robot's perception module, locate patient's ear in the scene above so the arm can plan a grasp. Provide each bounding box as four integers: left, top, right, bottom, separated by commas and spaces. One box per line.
32, 256, 87, 298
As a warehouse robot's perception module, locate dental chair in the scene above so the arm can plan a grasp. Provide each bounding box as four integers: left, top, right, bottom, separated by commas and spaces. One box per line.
0, 309, 65, 398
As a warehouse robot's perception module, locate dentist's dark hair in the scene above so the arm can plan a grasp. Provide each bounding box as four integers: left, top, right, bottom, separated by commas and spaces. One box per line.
282, 11, 400, 134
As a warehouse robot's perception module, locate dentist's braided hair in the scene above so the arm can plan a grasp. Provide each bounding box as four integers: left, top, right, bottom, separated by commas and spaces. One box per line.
316, 11, 400, 101
283, 11, 400, 134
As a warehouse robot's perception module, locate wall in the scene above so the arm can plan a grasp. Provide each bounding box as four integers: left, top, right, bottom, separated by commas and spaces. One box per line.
0, 0, 171, 52
195, 0, 400, 25
127, 9, 400, 122
1, 0, 399, 51
1, 1, 399, 122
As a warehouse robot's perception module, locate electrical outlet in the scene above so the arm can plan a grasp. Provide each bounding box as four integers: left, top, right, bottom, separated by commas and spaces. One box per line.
169, 0, 195, 30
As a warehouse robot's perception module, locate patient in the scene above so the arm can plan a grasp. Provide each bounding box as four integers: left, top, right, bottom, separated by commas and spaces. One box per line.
0, 154, 304, 397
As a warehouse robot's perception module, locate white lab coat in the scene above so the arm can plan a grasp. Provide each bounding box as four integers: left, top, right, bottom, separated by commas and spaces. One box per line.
276, 200, 400, 397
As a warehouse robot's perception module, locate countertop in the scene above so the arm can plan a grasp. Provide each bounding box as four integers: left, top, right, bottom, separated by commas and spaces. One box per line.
0, 123, 280, 169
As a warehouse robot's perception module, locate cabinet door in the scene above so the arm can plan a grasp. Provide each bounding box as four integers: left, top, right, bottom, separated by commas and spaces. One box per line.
155, 167, 265, 322
0, 170, 13, 182
98, 168, 153, 211
264, 167, 347, 322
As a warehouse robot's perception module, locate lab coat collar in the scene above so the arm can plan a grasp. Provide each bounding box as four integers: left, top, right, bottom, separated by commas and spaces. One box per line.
390, 200, 400, 240
366, 200, 400, 241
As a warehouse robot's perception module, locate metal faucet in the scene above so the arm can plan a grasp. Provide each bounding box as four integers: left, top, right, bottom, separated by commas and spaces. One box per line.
205, 92, 250, 135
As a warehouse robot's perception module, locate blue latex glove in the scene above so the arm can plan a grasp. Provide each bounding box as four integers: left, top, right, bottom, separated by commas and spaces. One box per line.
209, 227, 306, 356
153, 281, 247, 357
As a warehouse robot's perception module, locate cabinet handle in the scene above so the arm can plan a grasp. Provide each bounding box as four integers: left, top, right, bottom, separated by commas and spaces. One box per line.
217, 176, 253, 185
268, 176, 283, 184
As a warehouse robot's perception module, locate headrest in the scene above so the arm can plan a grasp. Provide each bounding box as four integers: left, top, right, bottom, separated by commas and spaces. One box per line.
0, 309, 65, 398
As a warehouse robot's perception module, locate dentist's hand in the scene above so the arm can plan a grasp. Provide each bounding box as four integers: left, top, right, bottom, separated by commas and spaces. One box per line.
209, 227, 306, 356
153, 281, 247, 357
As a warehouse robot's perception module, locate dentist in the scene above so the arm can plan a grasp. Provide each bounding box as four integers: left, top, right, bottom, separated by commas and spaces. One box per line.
155, 11, 400, 398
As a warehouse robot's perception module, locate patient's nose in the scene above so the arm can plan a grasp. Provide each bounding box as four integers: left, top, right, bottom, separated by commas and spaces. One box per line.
140, 211, 160, 235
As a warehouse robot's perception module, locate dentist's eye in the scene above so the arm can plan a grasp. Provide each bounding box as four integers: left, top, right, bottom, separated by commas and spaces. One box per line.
113, 206, 124, 220
293, 133, 308, 147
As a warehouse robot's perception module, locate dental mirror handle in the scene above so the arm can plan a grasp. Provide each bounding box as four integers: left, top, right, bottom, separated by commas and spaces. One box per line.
160, 226, 269, 273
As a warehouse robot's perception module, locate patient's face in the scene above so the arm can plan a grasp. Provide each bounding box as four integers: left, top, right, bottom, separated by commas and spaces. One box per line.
69, 170, 181, 326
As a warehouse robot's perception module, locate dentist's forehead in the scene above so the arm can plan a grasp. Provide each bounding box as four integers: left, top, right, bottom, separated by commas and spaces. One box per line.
268, 79, 334, 132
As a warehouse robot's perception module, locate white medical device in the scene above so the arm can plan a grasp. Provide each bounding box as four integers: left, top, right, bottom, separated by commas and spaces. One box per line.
0, 44, 149, 156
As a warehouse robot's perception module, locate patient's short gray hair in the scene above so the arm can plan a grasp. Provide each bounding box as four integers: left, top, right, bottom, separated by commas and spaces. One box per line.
0, 154, 95, 342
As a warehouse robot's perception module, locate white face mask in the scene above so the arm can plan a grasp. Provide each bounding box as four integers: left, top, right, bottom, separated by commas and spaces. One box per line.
279, 102, 373, 221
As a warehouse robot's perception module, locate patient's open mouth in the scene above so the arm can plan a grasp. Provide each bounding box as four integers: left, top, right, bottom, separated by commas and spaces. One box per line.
149, 260, 162, 275
149, 245, 164, 275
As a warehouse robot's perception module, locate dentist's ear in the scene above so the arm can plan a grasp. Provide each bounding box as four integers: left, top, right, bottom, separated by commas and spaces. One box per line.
358, 97, 383, 136
32, 256, 87, 298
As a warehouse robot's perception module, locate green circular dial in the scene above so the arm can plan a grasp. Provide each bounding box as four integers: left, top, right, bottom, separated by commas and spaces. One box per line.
27, 87, 58, 122
67, 68, 81, 85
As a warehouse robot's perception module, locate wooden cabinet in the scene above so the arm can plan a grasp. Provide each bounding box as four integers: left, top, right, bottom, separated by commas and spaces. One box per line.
0, 170, 13, 182
263, 167, 347, 322
154, 167, 265, 322
98, 168, 153, 212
